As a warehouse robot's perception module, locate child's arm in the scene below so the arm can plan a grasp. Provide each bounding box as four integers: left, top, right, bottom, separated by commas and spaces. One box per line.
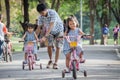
34, 32, 39, 41
21, 32, 26, 40
79, 29, 85, 35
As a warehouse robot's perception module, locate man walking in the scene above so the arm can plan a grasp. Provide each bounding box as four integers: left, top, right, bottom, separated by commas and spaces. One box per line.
36, 3, 63, 69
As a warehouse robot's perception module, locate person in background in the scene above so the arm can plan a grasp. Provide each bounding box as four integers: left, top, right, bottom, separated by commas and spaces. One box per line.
113, 24, 120, 45
102, 24, 109, 45
0, 14, 12, 58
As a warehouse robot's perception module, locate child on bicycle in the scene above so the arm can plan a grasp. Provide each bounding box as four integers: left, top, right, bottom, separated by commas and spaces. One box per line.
21, 23, 39, 63
63, 15, 85, 71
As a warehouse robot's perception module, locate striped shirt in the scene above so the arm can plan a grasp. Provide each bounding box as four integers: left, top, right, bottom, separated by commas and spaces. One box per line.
38, 9, 63, 35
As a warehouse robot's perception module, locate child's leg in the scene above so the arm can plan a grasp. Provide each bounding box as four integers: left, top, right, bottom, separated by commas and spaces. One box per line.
66, 53, 71, 68
79, 51, 85, 63
25, 53, 27, 61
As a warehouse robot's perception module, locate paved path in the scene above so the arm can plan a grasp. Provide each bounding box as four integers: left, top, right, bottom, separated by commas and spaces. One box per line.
0, 45, 120, 80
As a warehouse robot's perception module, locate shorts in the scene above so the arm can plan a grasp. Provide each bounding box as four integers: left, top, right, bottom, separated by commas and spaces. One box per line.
63, 46, 84, 56
24, 43, 37, 54
47, 32, 63, 48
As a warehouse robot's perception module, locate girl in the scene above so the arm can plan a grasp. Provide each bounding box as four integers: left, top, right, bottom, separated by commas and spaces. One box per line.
63, 15, 85, 71
22, 23, 39, 63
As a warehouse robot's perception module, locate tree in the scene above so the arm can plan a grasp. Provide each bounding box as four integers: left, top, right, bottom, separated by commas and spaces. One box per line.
20, 0, 29, 32
51, 0, 60, 12
110, 0, 120, 24
96, 0, 111, 44
89, 0, 98, 44
5, 0, 10, 29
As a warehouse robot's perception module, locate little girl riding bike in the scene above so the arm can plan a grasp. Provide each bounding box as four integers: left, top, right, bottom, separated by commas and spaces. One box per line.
21, 23, 39, 64
63, 15, 86, 72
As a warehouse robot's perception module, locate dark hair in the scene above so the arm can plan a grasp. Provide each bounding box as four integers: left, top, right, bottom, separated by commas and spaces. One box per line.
66, 15, 79, 34
36, 3, 47, 12
27, 23, 35, 29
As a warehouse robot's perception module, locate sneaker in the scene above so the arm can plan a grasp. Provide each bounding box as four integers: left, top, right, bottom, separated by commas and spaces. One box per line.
23, 60, 27, 64
64, 68, 70, 73
35, 58, 40, 61
46, 60, 53, 68
53, 63, 58, 69
80, 59, 85, 63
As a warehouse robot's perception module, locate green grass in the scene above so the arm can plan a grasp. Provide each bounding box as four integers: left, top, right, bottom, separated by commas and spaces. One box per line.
10, 36, 120, 52
11, 37, 23, 52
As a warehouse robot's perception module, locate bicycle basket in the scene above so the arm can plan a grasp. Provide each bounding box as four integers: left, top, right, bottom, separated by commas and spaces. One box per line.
69, 41, 77, 47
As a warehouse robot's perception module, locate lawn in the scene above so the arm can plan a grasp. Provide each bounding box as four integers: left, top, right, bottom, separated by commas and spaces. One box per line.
10, 36, 120, 52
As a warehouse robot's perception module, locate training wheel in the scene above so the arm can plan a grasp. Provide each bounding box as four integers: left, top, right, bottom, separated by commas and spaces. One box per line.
84, 70, 87, 77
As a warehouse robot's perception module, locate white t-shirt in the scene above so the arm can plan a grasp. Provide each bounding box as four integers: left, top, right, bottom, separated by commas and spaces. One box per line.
0, 22, 5, 41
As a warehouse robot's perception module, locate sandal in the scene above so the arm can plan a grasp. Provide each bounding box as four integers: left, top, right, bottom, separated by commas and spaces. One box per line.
53, 63, 58, 69
46, 60, 53, 68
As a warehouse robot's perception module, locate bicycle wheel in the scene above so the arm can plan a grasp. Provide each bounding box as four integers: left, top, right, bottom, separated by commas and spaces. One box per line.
40, 63, 42, 69
9, 53, 12, 62
22, 62, 25, 70
72, 61, 77, 79
2, 50, 6, 61
5, 48, 8, 62
62, 70, 65, 78
28, 57, 32, 70
84, 70, 87, 77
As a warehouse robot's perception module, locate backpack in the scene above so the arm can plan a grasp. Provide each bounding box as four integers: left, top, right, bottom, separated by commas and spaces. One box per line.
103, 27, 109, 34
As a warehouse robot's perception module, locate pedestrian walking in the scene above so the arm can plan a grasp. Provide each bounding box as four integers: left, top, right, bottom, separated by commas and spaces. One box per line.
36, 3, 63, 69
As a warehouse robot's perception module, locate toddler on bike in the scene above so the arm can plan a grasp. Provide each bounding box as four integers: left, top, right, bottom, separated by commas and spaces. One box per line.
63, 15, 85, 71
21, 23, 39, 63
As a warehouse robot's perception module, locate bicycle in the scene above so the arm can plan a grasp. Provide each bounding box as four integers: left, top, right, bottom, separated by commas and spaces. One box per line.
62, 35, 90, 79
19, 40, 42, 70
2, 37, 13, 62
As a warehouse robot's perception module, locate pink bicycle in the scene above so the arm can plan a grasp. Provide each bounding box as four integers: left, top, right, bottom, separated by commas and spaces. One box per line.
62, 35, 90, 79
19, 40, 42, 70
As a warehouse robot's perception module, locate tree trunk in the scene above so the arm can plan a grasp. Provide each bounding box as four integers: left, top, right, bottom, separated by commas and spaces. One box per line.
55, 0, 60, 12
38, 0, 46, 4
20, 0, 29, 32
5, 0, 10, 30
51, 0, 56, 9
89, 0, 96, 45
100, 0, 111, 44
0, 1, 1, 11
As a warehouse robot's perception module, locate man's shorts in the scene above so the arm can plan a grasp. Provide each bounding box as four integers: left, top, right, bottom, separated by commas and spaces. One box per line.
47, 32, 63, 48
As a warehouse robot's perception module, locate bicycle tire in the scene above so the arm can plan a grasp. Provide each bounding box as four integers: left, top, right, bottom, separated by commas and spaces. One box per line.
5, 47, 8, 62
72, 60, 77, 79
22, 62, 25, 70
28, 57, 32, 70
9, 53, 12, 62
84, 70, 87, 77
62, 70, 65, 78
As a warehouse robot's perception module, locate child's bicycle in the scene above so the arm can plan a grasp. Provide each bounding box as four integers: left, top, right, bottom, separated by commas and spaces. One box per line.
2, 39, 12, 62
62, 35, 90, 79
19, 40, 42, 70
2, 34, 14, 62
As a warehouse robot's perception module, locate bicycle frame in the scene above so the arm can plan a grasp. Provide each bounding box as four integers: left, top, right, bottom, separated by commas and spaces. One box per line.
69, 47, 79, 71
25, 42, 35, 63
2, 40, 12, 62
